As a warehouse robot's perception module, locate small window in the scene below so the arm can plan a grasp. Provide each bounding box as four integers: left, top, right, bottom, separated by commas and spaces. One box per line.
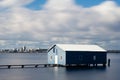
93, 56, 96, 61
60, 56, 62, 60
53, 48, 55, 53
79, 56, 83, 60
51, 56, 52, 59
56, 49, 57, 55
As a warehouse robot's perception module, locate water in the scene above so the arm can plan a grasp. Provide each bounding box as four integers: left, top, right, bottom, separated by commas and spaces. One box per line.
0, 53, 120, 80
0, 53, 47, 65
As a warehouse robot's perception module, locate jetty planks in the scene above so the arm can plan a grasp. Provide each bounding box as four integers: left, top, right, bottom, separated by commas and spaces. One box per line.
0, 64, 55, 69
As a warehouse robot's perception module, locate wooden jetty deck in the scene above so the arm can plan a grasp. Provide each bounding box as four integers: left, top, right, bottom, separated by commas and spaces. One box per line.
0, 63, 108, 69
0, 64, 59, 69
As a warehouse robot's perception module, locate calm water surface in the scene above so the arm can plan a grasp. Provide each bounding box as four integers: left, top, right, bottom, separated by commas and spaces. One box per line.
0, 53, 120, 80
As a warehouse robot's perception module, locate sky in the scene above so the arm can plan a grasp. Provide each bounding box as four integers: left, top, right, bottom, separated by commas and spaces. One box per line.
0, 0, 120, 49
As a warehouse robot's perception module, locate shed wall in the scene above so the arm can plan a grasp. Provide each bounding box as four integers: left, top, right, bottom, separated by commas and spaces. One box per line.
48, 46, 66, 65
56, 46, 66, 65
48, 48, 56, 64
66, 51, 107, 65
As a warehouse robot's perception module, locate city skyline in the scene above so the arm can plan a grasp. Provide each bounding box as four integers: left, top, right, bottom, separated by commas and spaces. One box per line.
0, 0, 120, 49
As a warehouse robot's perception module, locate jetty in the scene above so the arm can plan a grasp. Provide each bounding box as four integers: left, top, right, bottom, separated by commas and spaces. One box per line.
0, 63, 108, 69
0, 64, 59, 69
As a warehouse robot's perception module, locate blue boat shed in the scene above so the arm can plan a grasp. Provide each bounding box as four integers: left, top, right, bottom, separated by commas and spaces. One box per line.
48, 44, 107, 66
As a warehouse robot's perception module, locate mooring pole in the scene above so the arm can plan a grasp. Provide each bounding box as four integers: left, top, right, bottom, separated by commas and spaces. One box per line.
108, 59, 111, 67
35, 65, 38, 68
8, 65, 11, 69
21, 65, 24, 68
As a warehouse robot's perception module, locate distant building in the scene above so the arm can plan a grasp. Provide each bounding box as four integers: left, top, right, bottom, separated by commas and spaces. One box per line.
48, 44, 107, 66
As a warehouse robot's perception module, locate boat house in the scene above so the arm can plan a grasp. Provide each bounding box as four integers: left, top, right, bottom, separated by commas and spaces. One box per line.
47, 44, 107, 66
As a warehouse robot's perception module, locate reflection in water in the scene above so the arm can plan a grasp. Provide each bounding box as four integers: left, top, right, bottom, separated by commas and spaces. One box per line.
0, 53, 47, 65
54, 67, 59, 72
64, 66, 107, 80
52, 66, 107, 80
65, 66, 106, 71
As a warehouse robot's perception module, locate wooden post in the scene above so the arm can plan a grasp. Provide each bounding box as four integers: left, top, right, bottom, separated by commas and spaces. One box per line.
103, 64, 106, 67
21, 65, 24, 68
48, 64, 50, 67
93, 64, 95, 67
8, 65, 11, 69
108, 59, 111, 67
35, 65, 38, 68
95, 64, 97, 67
44, 65, 47, 67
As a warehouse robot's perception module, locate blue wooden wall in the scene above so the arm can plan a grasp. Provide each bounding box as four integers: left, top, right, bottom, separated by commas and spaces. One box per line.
66, 51, 107, 65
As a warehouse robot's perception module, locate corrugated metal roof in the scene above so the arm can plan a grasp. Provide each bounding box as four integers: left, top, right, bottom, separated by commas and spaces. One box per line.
56, 44, 106, 52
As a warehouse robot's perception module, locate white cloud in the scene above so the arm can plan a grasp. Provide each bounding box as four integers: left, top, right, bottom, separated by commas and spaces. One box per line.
44, 0, 79, 11
0, 0, 120, 49
0, 0, 33, 8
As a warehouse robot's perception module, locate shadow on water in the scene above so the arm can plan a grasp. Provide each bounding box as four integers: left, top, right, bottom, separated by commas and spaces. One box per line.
65, 66, 107, 71
59, 66, 108, 80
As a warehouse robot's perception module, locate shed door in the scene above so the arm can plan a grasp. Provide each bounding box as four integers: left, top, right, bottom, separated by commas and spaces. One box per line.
55, 55, 58, 64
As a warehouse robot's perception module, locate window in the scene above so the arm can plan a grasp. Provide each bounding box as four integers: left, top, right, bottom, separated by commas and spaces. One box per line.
93, 56, 96, 61
79, 56, 83, 60
51, 56, 52, 59
53, 48, 55, 53
60, 56, 62, 60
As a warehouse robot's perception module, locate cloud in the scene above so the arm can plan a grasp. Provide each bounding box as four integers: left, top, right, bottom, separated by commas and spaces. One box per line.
0, 0, 33, 8
0, 0, 120, 49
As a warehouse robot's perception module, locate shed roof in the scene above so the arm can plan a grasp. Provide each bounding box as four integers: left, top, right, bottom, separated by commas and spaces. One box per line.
56, 44, 106, 52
